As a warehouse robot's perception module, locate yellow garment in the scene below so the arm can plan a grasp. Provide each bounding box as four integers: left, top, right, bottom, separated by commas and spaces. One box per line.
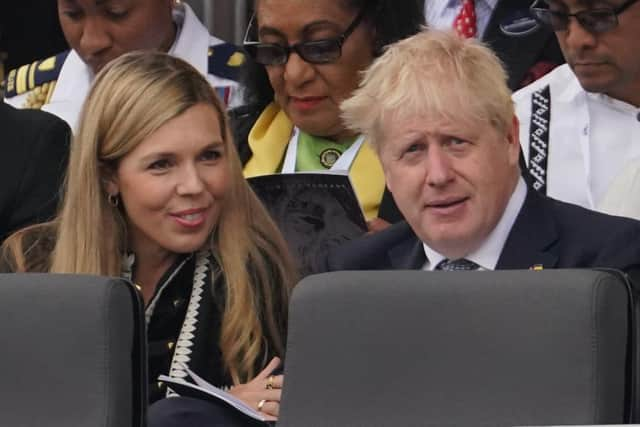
244, 103, 386, 219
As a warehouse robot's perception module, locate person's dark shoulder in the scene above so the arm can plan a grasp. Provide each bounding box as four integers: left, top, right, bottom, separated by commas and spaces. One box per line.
547, 197, 640, 234
228, 103, 265, 165
0, 103, 71, 158
0, 102, 70, 238
325, 221, 417, 271
0, 102, 70, 141
545, 196, 640, 258
545, 200, 640, 286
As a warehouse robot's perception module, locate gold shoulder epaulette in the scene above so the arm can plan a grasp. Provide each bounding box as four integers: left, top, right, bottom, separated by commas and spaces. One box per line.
24, 81, 58, 109
208, 43, 245, 82
4, 50, 70, 103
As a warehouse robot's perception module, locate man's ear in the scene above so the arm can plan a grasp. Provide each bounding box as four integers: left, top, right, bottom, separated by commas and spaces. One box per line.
506, 115, 521, 166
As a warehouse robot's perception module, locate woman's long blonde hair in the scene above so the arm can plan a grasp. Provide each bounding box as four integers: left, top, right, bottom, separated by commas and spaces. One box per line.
3, 52, 296, 384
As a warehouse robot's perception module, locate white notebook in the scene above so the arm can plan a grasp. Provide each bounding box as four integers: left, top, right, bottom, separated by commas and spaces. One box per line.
158, 364, 267, 422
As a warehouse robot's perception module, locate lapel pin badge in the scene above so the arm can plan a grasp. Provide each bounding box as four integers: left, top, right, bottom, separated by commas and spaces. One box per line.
530, 264, 544, 271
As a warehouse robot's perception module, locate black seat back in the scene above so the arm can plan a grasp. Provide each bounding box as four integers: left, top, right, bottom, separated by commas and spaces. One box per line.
0, 273, 147, 427
279, 269, 637, 427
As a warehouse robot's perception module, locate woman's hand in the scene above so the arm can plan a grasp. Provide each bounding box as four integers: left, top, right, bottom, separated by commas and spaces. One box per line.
229, 357, 284, 421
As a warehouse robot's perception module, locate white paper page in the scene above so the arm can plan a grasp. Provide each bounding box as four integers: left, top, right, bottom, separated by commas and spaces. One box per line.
158, 374, 267, 422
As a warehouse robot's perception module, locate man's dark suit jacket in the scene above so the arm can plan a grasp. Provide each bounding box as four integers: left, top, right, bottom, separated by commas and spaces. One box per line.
326, 189, 640, 284
483, 0, 565, 90
0, 102, 70, 241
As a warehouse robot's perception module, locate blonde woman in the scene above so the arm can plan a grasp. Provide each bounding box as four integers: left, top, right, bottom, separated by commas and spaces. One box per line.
0, 51, 295, 423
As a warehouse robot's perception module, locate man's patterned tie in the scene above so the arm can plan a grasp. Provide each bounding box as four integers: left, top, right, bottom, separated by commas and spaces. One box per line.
436, 258, 480, 271
453, 0, 477, 38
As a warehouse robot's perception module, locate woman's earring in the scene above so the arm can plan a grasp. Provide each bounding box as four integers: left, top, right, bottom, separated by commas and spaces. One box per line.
108, 193, 120, 207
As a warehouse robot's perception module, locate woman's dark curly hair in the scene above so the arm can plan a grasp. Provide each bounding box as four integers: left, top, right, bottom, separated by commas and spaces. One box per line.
241, 0, 425, 109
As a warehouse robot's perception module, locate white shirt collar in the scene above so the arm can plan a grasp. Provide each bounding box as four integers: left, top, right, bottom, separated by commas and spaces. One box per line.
585, 91, 640, 114
554, 64, 640, 111
42, 50, 92, 131
168, 3, 185, 53
169, 3, 209, 75
422, 176, 528, 271
485, 0, 499, 10
422, 244, 448, 272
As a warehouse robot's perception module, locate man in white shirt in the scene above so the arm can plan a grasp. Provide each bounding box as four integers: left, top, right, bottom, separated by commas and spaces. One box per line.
425, 0, 564, 89
326, 30, 640, 277
515, 0, 640, 213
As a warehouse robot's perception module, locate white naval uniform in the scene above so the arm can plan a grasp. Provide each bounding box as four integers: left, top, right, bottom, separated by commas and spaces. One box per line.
5, 3, 239, 131
514, 63, 640, 213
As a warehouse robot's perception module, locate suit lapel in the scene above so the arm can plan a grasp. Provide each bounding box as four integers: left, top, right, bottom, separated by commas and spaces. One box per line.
483, 0, 556, 89
387, 224, 426, 270
497, 190, 559, 269
384, 190, 560, 271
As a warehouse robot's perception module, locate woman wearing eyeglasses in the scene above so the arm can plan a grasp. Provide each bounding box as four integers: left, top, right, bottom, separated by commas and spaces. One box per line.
233, 0, 425, 233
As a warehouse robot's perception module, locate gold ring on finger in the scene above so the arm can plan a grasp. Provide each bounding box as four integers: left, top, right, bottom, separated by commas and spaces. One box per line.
257, 399, 267, 411
266, 375, 275, 390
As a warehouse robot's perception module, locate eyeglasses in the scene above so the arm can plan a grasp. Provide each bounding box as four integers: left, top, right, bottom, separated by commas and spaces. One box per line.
243, 7, 367, 66
530, 0, 640, 33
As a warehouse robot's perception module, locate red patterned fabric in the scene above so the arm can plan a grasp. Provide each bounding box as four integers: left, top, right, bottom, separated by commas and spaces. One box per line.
453, 0, 477, 38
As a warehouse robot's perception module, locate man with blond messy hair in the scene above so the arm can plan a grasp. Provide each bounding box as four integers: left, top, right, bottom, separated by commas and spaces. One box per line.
325, 30, 640, 277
